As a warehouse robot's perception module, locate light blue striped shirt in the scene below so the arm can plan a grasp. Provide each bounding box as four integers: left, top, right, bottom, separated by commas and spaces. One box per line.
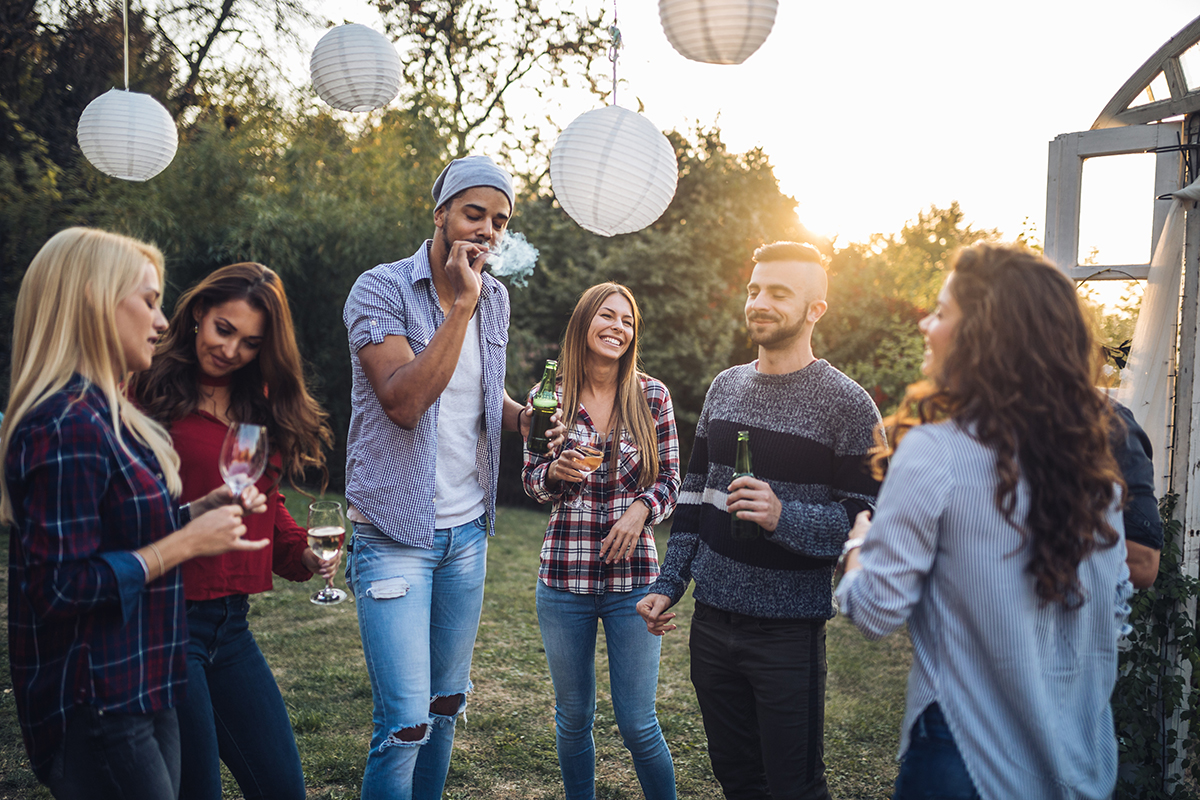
837, 421, 1132, 800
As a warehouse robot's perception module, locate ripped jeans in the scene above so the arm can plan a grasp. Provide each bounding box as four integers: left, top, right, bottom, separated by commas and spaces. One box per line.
348, 516, 488, 800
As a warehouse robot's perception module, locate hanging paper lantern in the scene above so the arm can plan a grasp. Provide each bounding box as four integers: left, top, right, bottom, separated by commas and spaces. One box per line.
77, 89, 178, 182
550, 106, 678, 237
659, 0, 778, 65
310, 23, 402, 112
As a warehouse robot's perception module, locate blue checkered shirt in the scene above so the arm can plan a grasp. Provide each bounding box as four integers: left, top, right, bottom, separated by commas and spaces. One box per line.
343, 240, 510, 547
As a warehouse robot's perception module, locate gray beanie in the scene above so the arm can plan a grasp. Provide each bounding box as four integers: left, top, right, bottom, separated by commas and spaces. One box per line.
431, 155, 515, 213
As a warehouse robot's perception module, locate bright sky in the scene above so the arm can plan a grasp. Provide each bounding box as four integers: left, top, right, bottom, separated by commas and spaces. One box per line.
312, 1, 1199, 255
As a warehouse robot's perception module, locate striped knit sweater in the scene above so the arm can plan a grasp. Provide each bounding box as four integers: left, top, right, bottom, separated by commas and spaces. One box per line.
648, 359, 881, 619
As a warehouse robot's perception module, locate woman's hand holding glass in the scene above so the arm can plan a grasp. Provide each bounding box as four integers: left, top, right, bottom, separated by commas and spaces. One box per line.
184, 504, 270, 557
554, 427, 605, 510
301, 543, 342, 581
192, 483, 269, 518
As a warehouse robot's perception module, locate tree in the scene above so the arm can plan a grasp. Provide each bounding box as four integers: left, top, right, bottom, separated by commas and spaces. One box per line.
494, 126, 807, 502
374, 0, 608, 159
80, 95, 447, 486
148, 0, 318, 111
815, 202, 1001, 413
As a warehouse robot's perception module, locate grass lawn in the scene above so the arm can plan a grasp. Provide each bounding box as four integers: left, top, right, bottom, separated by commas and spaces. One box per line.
0, 504, 911, 799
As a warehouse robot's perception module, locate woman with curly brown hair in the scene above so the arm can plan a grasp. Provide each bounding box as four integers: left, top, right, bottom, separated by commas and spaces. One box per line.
835, 244, 1132, 800
130, 262, 335, 800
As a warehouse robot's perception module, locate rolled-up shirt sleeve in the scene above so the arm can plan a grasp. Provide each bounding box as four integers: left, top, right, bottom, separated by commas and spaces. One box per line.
345, 270, 410, 353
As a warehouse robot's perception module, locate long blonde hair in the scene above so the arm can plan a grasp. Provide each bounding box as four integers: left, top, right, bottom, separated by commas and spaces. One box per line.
559, 283, 659, 488
1, 228, 182, 523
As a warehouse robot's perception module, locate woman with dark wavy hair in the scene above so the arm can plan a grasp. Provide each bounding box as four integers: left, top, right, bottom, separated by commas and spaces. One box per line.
130, 262, 335, 800
835, 244, 1132, 800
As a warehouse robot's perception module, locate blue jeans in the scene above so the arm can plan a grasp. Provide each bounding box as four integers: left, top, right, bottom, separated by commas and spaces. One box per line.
44, 706, 180, 800
536, 581, 676, 800
177, 595, 306, 800
893, 703, 981, 800
349, 516, 488, 800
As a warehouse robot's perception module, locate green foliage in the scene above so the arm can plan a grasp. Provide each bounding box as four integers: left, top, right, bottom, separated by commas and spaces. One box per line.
1113, 493, 1200, 799
500, 127, 806, 495
816, 202, 1000, 413
78, 98, 447, 486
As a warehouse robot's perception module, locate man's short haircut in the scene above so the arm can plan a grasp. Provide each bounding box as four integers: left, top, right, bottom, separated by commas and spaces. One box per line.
438, 187, 470, 213
753, 241, 825, 267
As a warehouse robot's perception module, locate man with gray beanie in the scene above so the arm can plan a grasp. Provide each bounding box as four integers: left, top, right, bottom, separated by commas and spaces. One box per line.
342, 155, 535, 799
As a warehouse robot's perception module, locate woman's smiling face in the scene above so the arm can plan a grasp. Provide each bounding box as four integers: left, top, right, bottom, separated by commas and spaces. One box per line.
585, 292, 635, 363
918, 272, 962, 381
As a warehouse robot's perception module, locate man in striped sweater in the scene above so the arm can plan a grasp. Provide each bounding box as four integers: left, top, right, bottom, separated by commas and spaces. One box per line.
639, 241, 881, 800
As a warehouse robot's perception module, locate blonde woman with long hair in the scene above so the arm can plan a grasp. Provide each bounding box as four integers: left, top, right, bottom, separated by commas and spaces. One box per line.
2, 228, 269, 800
522, 283, 680, 800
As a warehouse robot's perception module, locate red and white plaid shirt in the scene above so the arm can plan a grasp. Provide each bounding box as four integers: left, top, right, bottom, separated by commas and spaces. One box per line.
523, 375, 680, 594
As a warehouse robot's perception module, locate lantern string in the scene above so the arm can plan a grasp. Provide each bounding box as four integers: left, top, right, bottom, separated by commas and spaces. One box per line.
607, 0, 621, 106
122, 0, 129, 90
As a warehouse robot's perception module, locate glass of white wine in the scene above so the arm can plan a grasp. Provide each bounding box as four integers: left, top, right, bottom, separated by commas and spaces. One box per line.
218, 423, 268, 502
563, 426, 605, 511
307, 500, 347, 605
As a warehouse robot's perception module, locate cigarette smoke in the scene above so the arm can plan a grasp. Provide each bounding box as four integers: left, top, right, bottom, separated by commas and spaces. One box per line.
487, 232, 539, 288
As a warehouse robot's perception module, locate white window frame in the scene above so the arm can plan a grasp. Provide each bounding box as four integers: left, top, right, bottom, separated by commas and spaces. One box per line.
1045, 122, 1182, 280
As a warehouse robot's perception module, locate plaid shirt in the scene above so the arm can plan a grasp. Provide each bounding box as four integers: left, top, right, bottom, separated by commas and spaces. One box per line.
523, 376, 679, 594
6, 377, 187, 781
343, 241, 510, 547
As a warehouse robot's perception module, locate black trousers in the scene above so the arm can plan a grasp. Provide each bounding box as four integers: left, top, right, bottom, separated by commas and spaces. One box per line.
689, 602, 831, 800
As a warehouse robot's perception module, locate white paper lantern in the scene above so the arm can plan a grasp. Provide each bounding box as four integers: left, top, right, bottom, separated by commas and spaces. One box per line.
77, 89, 178, 182
550, 106, 678, 237
310, 23, 402, 112
659, 0, 778, 65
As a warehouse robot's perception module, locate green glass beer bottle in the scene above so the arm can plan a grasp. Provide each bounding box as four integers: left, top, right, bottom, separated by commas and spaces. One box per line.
731, 430, 761, 541
527, 359, 559, 455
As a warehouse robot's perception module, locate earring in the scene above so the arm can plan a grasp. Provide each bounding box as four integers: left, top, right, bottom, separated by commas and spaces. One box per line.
193, 323, 199, 334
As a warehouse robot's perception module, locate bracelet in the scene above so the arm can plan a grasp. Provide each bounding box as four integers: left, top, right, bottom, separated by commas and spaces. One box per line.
147, 541, 166, 581
841, 537, 865, 556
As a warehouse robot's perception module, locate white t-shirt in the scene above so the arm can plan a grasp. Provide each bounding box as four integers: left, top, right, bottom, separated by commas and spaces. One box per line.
434, 311, 486, 528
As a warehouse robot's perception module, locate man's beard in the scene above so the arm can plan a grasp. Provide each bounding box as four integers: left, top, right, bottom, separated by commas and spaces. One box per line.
747, 307, 809, 349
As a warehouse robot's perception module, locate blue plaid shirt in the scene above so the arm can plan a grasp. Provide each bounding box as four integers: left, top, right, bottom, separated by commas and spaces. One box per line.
6, 377, 187, 781
343, 240, 510, 547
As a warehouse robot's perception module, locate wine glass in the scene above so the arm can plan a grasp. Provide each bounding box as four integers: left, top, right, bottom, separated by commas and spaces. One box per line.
219, 423, 268, 503
308, 500, 347, 605
562, 427, 605, 511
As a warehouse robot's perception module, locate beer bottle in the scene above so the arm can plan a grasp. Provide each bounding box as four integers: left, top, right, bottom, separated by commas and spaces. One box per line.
526, 359, 559, 455
731, 430, 761, 541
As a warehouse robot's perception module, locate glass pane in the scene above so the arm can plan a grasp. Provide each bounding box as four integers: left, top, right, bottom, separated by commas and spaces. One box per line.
1077, 153, 1156, 268
1128, 72, 1171, 107
1180, 42, 1200, 91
